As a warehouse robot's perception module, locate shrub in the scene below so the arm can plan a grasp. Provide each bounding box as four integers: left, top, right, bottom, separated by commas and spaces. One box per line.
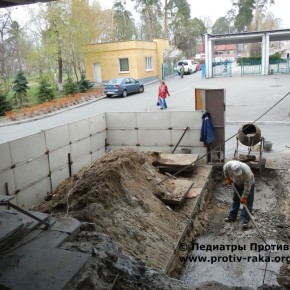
0, 91, 12, 116
36, 77, 55, 103
78, 73, 94, 93
63, 77, 78, 95
12, 72, 30, 107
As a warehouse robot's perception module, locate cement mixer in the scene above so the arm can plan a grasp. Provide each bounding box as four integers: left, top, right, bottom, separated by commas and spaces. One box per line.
233, 123, 265, 171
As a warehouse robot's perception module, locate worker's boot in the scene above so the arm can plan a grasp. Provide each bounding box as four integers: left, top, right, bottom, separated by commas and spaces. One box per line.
224, 216, 236, 222
242, 221, 249, 229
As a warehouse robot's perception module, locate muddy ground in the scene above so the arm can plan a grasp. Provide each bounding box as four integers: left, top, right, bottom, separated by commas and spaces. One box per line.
35, 148, 290, 290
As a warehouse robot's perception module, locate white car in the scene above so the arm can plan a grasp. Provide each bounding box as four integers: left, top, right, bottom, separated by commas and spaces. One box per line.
177, 60, 197, 75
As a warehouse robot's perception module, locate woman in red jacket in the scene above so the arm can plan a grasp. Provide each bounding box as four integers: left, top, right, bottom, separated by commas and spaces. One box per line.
158, 80, 170, 110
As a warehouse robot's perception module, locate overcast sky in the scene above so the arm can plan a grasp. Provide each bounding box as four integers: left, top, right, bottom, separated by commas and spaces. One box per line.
9, 0, 290, 29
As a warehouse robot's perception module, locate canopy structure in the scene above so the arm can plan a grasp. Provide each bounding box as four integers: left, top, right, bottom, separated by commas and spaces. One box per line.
205, 29, 290, 78
0, 0, 53, 8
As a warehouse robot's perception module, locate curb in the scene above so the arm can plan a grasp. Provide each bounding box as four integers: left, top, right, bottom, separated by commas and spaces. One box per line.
0, 80, 158, 128
0, 95, 107, 127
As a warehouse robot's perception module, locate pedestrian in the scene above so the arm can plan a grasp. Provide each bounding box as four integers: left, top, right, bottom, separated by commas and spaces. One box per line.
201, 63, 206, 79
180, 64, 184, 78
287, 52, 289, 59
158, 80, 170, 110
223, 160, 255, 229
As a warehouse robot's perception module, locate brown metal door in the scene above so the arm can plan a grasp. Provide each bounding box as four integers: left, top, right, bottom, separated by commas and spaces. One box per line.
205, 89, 225, 162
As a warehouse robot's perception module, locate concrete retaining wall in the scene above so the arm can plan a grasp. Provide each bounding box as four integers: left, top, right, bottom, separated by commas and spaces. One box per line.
0, 111, 206, 209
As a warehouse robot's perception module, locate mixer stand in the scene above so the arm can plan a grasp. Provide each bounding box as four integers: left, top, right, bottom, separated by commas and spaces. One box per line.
233, 136, 266, 172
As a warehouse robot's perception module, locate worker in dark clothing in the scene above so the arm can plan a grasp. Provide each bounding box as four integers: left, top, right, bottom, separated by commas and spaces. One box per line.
223, 160, 255, 229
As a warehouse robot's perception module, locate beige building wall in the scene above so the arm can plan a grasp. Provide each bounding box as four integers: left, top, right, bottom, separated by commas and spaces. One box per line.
84, 39, 169, 83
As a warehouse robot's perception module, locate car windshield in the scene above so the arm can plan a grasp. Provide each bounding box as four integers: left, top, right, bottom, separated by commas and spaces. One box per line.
107, 78, 123, 85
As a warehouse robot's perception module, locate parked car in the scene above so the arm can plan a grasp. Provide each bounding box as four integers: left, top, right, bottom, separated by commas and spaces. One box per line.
177, 60, 197, 75
194, 60, 201, 71
104, 77, 144, 98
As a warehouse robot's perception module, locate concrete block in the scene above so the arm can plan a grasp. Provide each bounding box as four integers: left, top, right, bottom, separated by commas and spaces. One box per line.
137, 112, 170, 129
72, 155, 92, 175
106, 129, 137, 146
89, 113, 106, 134
91, 131, 106, 153
0, 169, 16, 195
0, 143, 12, 171
92, 149, 105, 162
50, 217, 81, 235
44, 124, 70, 151
138, 130, 170, 146
48, 145, 70, 172
71, 137, 91, 161
172, 129, 204, 146
69, 119, 90, 142
15, 177, 51, 209
170, 111, 203, 129
9, 132, 46, 165
14, 156, 49, 190
138, 146, 171, 153
106, 112, 137, 129
0, 230, 90, 290
51, 166, 70, 192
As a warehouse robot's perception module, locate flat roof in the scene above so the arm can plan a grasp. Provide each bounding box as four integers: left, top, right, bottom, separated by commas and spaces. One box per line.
0, 0, 53, 8
207, 29, 290, 45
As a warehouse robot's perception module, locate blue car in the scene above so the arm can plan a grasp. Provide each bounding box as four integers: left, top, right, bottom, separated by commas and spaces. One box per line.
104, 77, 144, 98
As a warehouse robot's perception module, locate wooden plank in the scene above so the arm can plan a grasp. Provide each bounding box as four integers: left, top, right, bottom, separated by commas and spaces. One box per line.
159, 179, 194, 206
157, 153, 199, 173
159, 153, 199, 166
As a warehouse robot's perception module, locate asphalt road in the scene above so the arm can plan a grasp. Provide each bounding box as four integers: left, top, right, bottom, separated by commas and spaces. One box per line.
1, 69, 290, 157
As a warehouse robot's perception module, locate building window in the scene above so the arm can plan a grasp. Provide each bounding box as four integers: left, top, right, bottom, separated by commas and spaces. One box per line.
145, 57, 153, 71
119, 58, 129, 72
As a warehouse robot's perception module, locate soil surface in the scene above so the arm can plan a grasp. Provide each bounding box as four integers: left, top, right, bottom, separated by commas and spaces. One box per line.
34, 148, 290, 290
36, 149, 198, 270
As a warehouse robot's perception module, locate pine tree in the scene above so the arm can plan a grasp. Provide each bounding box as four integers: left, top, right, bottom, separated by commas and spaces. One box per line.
0, 92, 12, 116
12, 72, 30, 107
78, 73, 94, 93
37, 78, 55, 103
63, 77, 78, 95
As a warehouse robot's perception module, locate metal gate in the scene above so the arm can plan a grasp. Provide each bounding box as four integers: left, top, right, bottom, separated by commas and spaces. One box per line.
162, 62, 176, 79
212, 61, 232, 77
269, 59, 290, 74
240, 59, 261, 75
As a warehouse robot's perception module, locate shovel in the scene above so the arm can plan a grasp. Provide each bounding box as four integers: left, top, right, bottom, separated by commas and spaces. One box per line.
232, 184, 274, 247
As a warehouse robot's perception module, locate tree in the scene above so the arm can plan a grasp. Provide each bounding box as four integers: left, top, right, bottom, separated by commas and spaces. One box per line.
78, 73, 94, 93
36, 77, 55, 103
232, 0, 275, 32
233, 0, 255, 32
0, 9, 12, 86
12, 72, 30, 107
112, 0, 136, 41
172, 16, 206, 58
253, 0, 275, 30
134, 0, 163, 40
8, 21, 30, 73
212, 17, 231, 34
63, 77, 78, 95
167, 0, 191, 40
0, 89, 11, 116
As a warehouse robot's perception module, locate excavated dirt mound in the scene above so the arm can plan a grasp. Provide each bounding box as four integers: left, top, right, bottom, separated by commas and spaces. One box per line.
36, 149, 189, 269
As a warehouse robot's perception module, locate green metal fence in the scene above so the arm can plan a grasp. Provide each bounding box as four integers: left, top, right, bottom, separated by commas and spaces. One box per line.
240, 59, 261, 75
269, 59, 290, 74
212, 61, 232, 77
162, 62, 177, 79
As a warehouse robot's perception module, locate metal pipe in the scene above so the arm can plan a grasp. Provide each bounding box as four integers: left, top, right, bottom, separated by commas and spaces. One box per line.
172, 126, 189, 154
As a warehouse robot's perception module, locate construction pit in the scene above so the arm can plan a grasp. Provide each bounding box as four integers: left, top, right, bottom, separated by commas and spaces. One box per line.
1, 148, 290, 290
